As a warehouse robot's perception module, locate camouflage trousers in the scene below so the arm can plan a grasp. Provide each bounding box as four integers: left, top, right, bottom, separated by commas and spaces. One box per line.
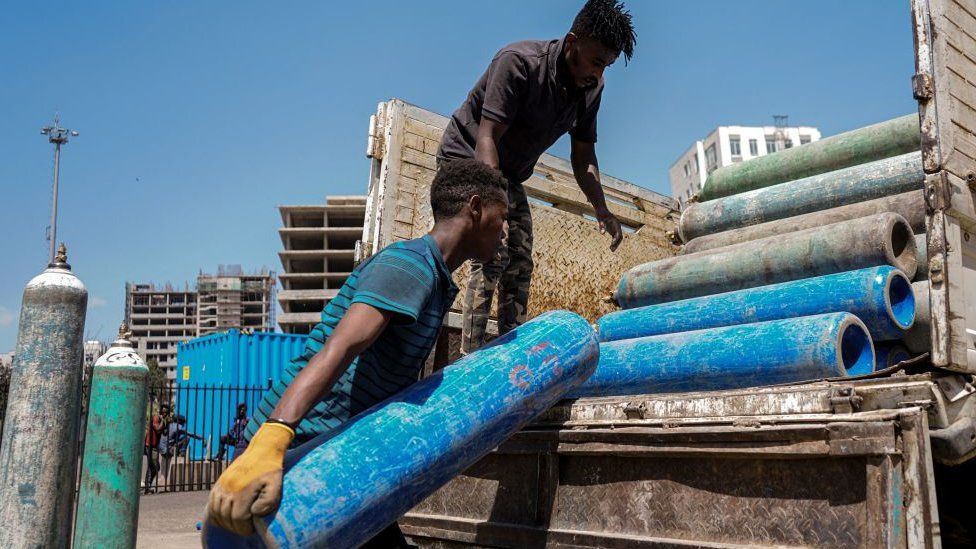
461, 180, 534, 353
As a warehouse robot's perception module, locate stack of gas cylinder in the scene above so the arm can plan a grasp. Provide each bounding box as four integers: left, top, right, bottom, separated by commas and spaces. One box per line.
572, 114, 931, 398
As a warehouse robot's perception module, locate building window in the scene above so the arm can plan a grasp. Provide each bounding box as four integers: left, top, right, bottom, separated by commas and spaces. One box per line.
765, 136, 777, 153
683, 161, 690, 177
749, 139, 759, 156
800, 134, 811, 145
784, 138, 793, 149
729, 136, 741, 157
705, 143, 718, 173
692, 153, 699, 173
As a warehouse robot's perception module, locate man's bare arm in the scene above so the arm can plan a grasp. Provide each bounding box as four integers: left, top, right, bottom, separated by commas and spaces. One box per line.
270, 303, 393, 425
474, 118, 509, 171
571, 138, 623, 251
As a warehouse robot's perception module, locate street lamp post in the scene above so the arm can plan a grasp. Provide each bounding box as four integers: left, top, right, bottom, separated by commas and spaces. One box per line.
40, 115, 79, 263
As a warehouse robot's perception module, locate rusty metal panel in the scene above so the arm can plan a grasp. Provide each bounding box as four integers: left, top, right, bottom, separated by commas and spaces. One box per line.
410, 453, 541, 526
360, 99, 678, 322
912, 0, 976, 372
403, 409, 937, 548
551, 455, 869, 547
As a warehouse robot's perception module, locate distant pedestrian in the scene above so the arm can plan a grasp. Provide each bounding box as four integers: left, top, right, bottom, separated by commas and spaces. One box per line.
158, 414, 202, 490
213, 403, 250, 462
143, 403, 169, 494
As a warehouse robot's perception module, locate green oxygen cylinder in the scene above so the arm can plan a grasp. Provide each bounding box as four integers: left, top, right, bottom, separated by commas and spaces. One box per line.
73, 324, 149, 549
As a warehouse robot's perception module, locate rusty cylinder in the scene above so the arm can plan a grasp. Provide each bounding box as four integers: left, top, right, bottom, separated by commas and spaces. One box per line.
698, 114, 920, 201
682, 190, 925, 254
915, 233, 928, 281
0, 244, 87, 549
875, 342, 912, 370
681, 151, 923, 242
615, 213, 917, 309
73, 324, 148, 549
904, 281, 930, 353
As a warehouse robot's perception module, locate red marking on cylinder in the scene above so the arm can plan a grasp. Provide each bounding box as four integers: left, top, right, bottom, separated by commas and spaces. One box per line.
509, 365, 532, 390
529, 342, 550, 354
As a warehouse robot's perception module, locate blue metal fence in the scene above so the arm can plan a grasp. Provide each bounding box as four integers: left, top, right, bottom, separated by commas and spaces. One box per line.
143, 382, 268, 493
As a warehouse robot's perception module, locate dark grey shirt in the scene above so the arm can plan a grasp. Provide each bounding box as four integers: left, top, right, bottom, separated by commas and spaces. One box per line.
438, 38, 603, 184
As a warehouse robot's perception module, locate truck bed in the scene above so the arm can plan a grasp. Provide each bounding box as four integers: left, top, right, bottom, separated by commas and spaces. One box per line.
402, 370, 965, 548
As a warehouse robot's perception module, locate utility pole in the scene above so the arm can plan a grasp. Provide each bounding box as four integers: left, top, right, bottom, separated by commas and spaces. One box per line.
40, 115, 79, 263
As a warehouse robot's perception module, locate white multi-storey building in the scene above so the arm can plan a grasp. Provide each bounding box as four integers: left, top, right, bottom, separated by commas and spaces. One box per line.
669, 124, 822, 209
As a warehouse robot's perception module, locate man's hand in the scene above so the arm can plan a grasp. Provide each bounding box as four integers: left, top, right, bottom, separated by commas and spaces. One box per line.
597, 210, 624, 251
206, 422, 294, 536
571, 138, 622, 251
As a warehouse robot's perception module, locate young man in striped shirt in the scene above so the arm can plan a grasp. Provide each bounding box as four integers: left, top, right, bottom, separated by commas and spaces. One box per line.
207, 159, 508, 546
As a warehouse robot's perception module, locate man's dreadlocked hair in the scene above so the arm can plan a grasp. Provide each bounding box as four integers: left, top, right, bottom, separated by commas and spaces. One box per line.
570, 0, 636, 63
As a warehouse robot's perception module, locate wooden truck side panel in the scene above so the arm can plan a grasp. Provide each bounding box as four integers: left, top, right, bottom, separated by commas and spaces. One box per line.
912, 0, 976, 372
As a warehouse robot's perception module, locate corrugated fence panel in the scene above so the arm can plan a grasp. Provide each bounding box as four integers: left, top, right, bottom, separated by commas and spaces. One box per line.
175, 331, 307, 460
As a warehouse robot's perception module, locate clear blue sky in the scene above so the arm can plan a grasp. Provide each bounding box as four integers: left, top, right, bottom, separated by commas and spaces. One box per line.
0, 1, 916, 350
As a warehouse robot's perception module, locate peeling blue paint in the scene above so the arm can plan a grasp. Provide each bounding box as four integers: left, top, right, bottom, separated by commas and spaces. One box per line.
572, 313, 873, 398
204, 310, 599, 549
601, 266, 913, 343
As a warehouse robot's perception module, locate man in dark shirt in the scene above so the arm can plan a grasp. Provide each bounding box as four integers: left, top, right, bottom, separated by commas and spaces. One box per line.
438, 0, 637, 353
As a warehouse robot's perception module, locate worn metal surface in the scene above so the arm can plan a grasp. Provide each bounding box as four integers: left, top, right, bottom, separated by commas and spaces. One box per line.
600, 266, 914, 342
699, 114, 920, 201
0, 247, 87, 549
538, 375, 950, 429
361, 99, 679, 322
910, 0, 976, 374
205, 311, 599, 548
403, 407, 936, 548
177, 330, 307, 386
74, 327, 148, 549
682, 152, 923, 242
617, 212, 917, 308
572, 313, 873, 398
683, 189, 926, 254
915, 233, 929, 281
905, 281, 931, 353
177, 330, 307, 460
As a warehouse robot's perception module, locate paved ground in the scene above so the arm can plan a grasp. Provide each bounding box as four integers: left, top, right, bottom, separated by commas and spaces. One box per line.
137, 491, 208, 548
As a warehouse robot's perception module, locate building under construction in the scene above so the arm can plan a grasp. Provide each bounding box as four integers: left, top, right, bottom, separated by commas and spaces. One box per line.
277, 196, 366, 334
125, 267, 275, 379
124, 282, 198, 378
197, 265, 276, 337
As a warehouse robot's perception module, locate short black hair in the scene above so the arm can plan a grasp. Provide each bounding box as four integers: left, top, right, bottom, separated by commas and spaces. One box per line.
571, 0, 637, 63
430, 159, 508, 221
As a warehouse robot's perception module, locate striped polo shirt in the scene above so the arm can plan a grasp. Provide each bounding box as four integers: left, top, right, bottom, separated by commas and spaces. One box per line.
246, 234, 458, 444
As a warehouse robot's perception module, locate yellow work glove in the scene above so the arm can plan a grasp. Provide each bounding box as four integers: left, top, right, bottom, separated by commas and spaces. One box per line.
206, 422, 294, 536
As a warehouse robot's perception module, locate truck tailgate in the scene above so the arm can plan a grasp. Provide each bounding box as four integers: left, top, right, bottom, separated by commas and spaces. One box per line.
403, 381, 940, 548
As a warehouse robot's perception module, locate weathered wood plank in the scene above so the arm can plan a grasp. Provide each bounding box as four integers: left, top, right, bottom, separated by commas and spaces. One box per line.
402, 132, 425, 153
949, 87, 976, 138
523, 177, 655, 228
944, 11, 976, 59
951, 122, 976, 160
947, 0, 976, 34
946, 43, 976, 92
401, 147, 438, 171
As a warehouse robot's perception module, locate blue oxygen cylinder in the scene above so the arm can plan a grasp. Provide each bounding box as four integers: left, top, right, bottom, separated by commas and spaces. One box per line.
599, 266, 914, 342
572, 312, 873, 398
204, 310, 599, 549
